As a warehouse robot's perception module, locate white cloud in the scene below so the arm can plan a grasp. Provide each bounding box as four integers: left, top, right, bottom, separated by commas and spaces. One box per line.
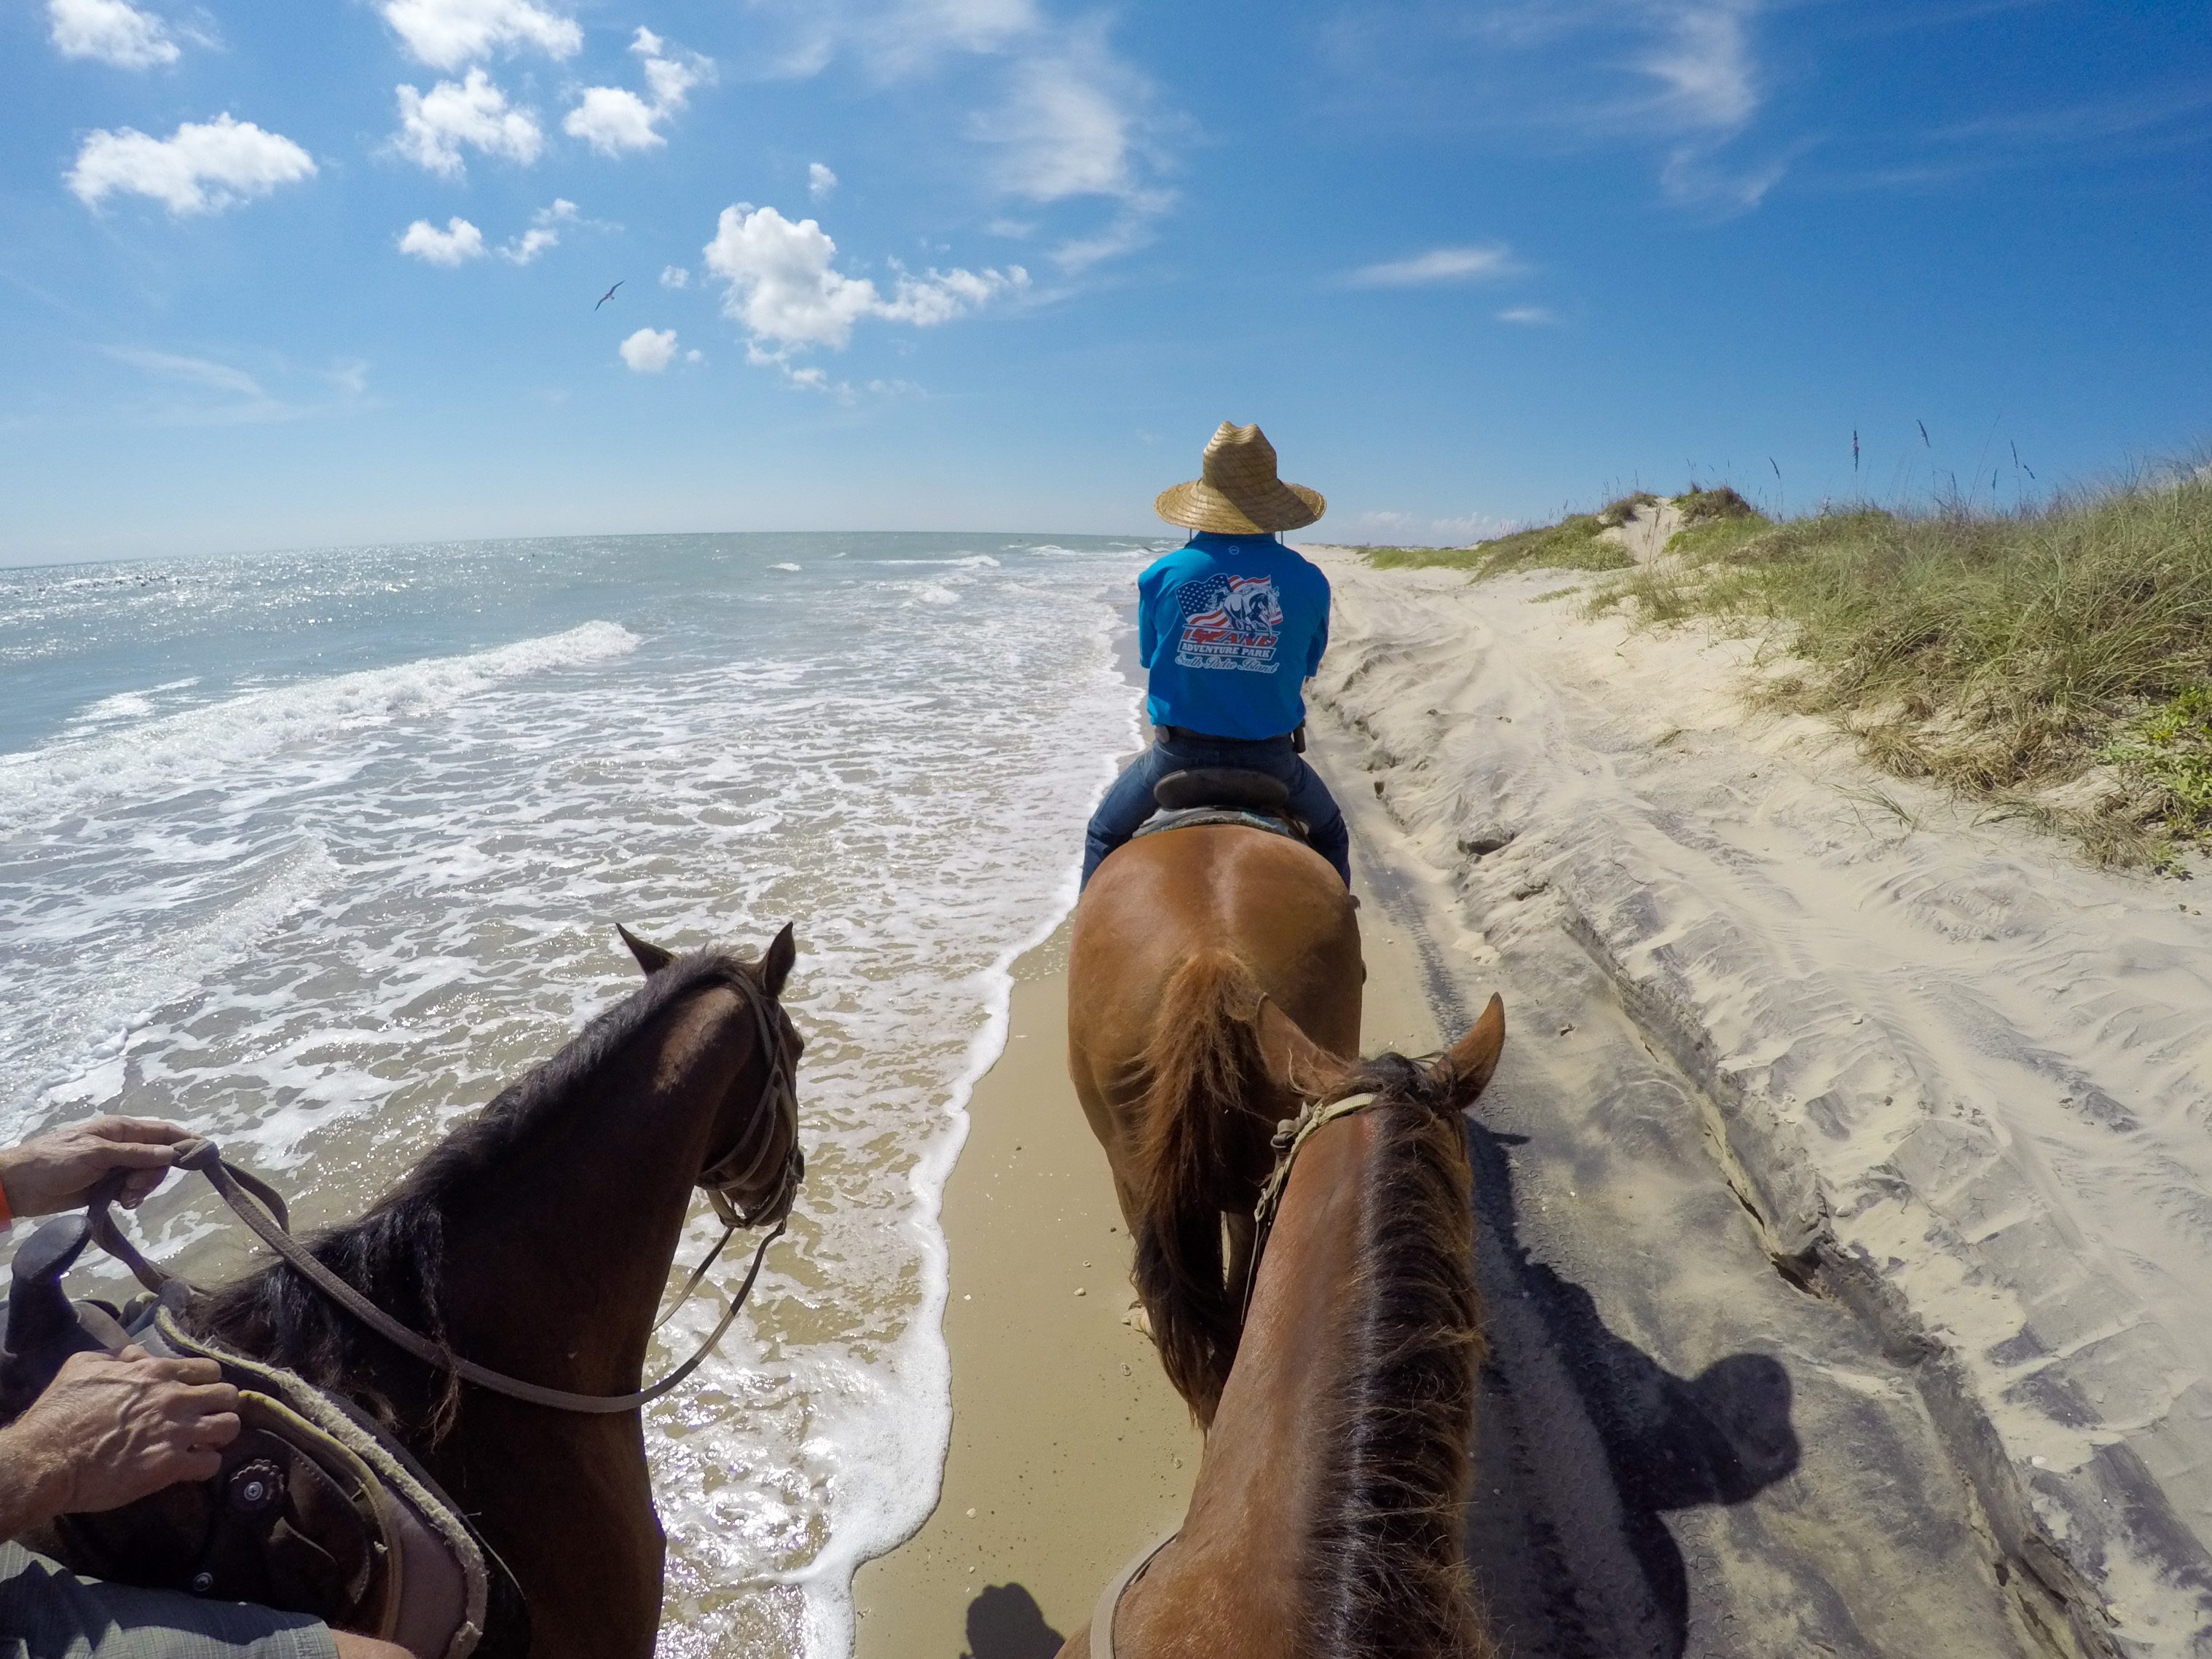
103, 346, 367, 425
746, 2, 1169, 271
1052, 212, 1155, 273
1658, 144, 1792, 210
563, 87, 660, 154
67, 114, 315, 215
1640, 2, 1760, 133
969, 31, 1176, 269
619, 327, 677, 372
564, 27, 708, 157
807, 162, 839, 200
685, 347, 704, 363
1322, 1, 1787, 216
500, 197, 574, 263
393, 68, 543, 178
109, 347, 264, 398
379, 0, 580, 70
398, 216, 486, 264
702, 202, 1027, 355
1497, 304, 1559, 326
48, 0, 178, 67
704, 205, 881, 351
660, 264, 689, 288
501, 228, 557, 264
1347, 245, 1515, 288
749, 0, 1036, 82
876, 259, 1027, 326
988, 52, 1133, 201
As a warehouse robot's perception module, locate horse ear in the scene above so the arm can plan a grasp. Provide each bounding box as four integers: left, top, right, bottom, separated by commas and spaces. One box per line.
1441, 994, 1506, 1108
617, 923, 676, 976
760, 923, 797, 1000
1253, 996, 1338, 1098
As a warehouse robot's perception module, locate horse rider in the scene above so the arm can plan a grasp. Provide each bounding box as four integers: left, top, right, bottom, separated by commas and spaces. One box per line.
1082, 422, 1352, 888
0, 1114, 409, 1659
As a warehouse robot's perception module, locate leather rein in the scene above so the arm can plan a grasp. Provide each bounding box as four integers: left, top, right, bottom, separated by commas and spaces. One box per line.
87, 966, 803, 1417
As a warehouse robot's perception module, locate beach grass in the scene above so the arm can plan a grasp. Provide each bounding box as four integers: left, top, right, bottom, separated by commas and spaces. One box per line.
1674, 485, 1760, 527
1361, 513, 1634, 578
1590, 472, 2212, 864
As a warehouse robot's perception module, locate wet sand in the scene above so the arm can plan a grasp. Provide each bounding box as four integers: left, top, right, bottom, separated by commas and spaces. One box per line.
851, 869, 1449, 1659
849, 922, 1195, 1659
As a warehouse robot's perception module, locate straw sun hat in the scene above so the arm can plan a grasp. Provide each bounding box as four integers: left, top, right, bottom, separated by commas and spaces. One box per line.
1154, 422, 1326, 535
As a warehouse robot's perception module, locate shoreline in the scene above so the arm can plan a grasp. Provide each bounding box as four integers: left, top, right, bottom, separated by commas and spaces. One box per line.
848, 921, 1197, 1659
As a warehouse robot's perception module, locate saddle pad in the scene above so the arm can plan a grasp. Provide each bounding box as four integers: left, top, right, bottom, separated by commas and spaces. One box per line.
1133, 807, 1306, 843
20, 1301, 502, 1659
142, 1309, 495, 1659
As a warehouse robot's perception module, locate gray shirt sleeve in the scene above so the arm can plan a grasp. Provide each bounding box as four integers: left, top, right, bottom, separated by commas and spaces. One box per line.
0, 1541, 339, 1659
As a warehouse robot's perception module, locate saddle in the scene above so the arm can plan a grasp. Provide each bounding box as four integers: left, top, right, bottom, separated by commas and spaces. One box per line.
1134, 768, 1310, 846
0, 1213, 524, 1659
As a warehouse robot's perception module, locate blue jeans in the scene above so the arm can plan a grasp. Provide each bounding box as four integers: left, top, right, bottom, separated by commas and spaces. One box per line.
1082, 730, 1351, 888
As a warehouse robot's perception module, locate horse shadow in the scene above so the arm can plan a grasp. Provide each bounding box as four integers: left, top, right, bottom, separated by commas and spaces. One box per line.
959, 1581, 1065, 1659
1460, 1120, 1800, 1659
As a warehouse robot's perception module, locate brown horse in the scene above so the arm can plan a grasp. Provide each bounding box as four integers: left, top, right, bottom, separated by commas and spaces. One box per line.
1069, 824, 1362, 1422
1062, 989, 1506, 1659
193, 923, 803, 1659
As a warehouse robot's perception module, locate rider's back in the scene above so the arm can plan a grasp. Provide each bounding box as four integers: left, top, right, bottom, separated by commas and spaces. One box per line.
1138, 535, 1331, 742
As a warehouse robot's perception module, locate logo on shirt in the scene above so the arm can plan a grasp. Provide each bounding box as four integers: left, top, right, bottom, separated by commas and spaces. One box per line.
1174, 574, 1283, 674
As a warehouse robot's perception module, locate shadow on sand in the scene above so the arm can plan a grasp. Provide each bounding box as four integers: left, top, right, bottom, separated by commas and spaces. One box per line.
1462, 1120, 1800, 1659
959, 1581, 1066, 1659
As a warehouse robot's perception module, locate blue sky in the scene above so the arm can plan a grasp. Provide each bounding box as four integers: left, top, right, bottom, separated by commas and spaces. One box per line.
6, 0, 2210, 564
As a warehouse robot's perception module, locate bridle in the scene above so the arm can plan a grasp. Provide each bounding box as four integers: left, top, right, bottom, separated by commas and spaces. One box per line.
88, 961, 805, 1417
1239, 1088, 1379, 1325
694, 964, 805, 1232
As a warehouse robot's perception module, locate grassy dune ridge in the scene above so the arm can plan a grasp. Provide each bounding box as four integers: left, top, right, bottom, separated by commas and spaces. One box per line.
1359, 471, 2212, 866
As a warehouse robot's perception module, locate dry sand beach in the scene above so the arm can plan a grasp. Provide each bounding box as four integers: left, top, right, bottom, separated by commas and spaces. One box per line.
861, 540, 2212, 1659
1297, 542, 2212, 1657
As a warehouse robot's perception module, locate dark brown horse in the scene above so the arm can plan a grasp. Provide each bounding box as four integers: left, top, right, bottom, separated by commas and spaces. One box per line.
1069, 824, 1362, 1422
1064, 987, 1506, 1659
194, 923, 803, 1659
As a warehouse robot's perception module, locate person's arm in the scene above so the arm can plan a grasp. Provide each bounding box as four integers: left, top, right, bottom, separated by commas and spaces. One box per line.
0, 1347, 240, 1538
1137, 560, 1165, 669
1305, 570, 1331, 679
0, 1116, 190, 1224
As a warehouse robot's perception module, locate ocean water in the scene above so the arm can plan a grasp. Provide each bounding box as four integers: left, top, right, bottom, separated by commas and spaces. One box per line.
0, 532, 1155, 1654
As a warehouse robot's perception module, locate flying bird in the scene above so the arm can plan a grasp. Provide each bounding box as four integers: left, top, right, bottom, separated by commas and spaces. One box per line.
594, 281, 623, 311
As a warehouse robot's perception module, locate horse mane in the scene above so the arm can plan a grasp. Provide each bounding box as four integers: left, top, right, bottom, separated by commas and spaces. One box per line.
1307, 1052, 1489, 1659
1128, 948, 1280, 1420
196, 950, 767, 1437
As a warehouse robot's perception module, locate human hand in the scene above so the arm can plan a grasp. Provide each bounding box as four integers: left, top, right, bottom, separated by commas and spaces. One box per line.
0, 1115, 192, 1218
0, 1347, 240, 1534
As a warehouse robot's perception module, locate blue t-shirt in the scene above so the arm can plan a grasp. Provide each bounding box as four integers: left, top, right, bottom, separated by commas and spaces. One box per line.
1137, 532, 1331, 740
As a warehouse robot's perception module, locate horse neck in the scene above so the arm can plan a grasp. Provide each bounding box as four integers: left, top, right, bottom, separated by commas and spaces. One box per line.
427, 981, 758, 1395
1139, 1101, 1488, 1659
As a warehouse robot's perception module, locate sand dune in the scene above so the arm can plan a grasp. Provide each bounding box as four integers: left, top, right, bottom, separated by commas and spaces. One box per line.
1300, 546, 2212, 1658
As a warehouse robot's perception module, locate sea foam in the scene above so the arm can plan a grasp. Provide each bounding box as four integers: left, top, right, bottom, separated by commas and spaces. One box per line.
0, 535, 1144, 1659
0, 620, 637, 834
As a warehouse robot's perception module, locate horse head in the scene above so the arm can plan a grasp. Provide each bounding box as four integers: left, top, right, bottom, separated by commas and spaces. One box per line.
617, 921, 804, 1231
